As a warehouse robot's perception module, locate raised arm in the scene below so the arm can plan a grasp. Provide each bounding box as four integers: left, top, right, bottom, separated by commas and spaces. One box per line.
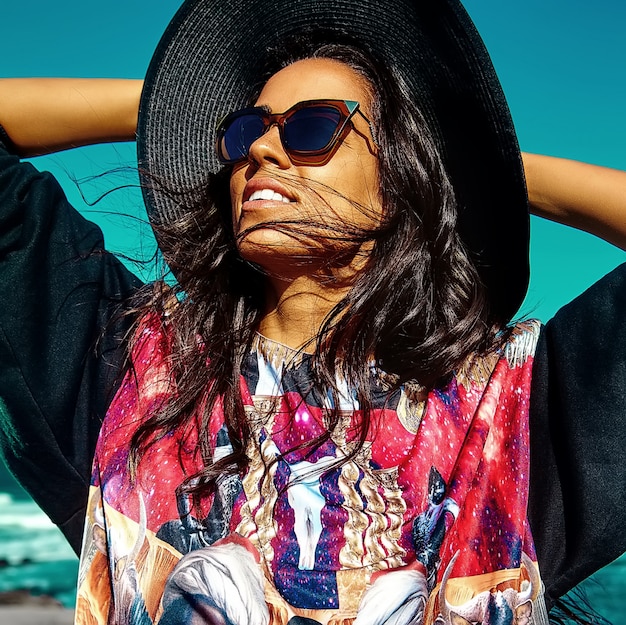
0, 78, 142, 156
0, 78, 145, 551
522, 152, 626, 250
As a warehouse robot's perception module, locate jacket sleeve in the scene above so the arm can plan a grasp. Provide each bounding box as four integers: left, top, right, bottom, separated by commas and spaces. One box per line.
529, 262, 626, 605
0, 127, 144, 553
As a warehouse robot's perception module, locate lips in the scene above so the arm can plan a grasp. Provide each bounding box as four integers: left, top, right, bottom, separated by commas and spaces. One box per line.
248, 189, 291, 203
243, 177, 295, 205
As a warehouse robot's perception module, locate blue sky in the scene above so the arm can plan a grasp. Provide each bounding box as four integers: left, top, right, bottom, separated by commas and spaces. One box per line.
3, 0, 625, 321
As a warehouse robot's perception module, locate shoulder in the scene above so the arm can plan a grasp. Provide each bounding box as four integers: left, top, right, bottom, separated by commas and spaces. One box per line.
504, 319, 542, 368
129, 287, 179, 359
456, 319, 541, 390
533, 262, 626, 398
546, 262, 626, 337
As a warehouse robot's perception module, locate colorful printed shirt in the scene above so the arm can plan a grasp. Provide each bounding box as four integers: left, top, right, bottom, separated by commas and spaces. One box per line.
76, 315, 549, 625
3, 135, 626, 621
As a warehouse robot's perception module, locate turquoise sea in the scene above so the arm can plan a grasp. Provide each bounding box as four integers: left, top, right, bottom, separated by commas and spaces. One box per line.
0, 485, 78, 608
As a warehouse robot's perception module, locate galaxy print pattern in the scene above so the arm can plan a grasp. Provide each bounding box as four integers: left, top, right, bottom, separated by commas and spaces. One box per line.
75, 317, 549, 625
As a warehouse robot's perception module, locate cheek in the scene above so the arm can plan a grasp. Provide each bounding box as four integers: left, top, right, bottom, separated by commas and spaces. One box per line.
229, 167, 246, 222
352, 160, 383, 224
314, 157, 382, 227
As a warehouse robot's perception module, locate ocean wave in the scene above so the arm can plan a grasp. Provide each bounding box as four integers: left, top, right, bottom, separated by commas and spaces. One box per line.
0, 493, 59, 530
0, 492, 76, 565
0, 559, 79, 608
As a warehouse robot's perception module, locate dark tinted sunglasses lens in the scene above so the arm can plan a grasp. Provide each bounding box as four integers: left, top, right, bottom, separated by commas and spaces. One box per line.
219, 113, 266, 162
284, 106, 344, 153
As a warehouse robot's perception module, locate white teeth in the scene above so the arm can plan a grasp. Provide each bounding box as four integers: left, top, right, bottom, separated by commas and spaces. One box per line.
248, 189, 292, 203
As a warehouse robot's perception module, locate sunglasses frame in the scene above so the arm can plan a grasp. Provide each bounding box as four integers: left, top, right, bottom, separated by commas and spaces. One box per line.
215, 99, 375, 166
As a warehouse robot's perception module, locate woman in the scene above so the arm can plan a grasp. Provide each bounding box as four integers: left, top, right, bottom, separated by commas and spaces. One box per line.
1, 0, 625, 624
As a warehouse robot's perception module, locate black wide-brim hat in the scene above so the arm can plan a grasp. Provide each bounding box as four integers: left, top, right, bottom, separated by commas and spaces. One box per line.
138, 0, 529, 322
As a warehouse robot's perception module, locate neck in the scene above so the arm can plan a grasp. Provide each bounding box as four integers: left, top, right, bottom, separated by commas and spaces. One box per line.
258, 274, 351, 351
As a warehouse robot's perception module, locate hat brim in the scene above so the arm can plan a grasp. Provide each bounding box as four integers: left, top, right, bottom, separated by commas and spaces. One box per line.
137, 0, 529, 321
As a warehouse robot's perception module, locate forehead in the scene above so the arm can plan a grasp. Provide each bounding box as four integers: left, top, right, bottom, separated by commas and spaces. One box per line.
255, 58, 373, 112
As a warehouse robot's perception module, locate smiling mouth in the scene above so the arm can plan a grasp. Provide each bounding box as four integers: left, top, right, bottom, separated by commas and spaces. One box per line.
247, 189, 293, 204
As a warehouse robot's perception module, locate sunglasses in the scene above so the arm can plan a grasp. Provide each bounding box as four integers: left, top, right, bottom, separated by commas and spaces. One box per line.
215, 99, 376, 166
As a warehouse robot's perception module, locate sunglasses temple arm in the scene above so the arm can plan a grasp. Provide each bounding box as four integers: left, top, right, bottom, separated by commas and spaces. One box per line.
357, 109, 379, 150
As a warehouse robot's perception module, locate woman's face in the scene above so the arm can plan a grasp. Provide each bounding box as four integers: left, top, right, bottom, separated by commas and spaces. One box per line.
229, 58, 382, 277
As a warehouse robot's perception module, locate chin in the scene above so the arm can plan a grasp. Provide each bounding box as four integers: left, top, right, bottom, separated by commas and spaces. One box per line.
236, 234, 326, 276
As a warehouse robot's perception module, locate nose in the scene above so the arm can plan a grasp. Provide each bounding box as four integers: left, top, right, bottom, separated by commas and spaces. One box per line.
247, 123, 291, 168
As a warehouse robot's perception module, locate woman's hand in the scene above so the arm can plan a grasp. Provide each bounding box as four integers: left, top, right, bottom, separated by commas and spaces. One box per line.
0, 78, 142, 157
522, 152, 626, 250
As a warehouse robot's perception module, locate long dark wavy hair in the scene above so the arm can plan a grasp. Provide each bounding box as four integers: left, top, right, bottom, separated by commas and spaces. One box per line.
127, 38, 506, 496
